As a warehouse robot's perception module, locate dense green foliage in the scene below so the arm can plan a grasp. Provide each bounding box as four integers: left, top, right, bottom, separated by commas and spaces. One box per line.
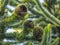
0, 0, 60, 45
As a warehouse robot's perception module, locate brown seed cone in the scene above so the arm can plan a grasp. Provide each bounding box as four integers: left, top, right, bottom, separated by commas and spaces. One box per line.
15, 4, 27, 18
33, 26, 43, 41
23, 20, 34, 29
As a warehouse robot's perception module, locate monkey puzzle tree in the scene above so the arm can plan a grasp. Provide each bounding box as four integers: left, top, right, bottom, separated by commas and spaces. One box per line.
0, 0, 60, 45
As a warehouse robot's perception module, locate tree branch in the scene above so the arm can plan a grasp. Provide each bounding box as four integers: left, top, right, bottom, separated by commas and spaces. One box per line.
34, 0, 60, 26
28, 7, 59, 26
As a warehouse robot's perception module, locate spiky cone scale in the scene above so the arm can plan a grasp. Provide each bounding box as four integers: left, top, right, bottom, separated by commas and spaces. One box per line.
23, 20, 34, 29
33, 26, 43, 41
23, 20, 34, 37
14, 3, 28, 20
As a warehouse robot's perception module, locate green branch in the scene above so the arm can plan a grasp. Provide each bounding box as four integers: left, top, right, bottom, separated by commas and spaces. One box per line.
50, 37, 59, 45
34, 0, 60, 26
1, 0, 9, 16
0, 15, 16, 26
28, 7, 59, 26
40, 24, 51, 45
